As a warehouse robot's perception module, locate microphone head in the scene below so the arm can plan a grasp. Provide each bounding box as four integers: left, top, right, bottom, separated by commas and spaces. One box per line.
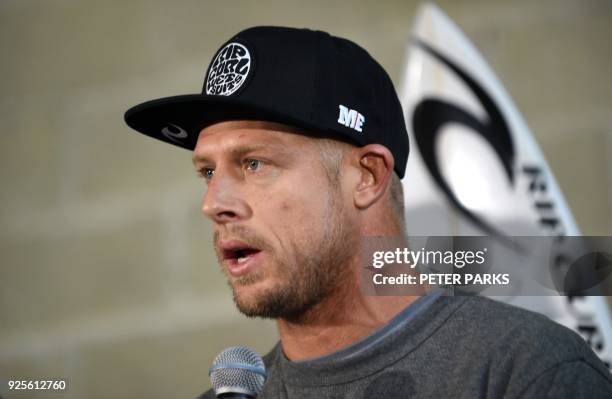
209, 345, 267, 397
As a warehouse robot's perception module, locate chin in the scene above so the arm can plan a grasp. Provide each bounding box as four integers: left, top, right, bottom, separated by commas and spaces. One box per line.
231, 279, 292, 319
231, 278, 271, 304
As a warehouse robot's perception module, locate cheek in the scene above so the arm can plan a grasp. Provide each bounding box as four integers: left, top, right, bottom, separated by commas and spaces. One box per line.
251, 173, 334, 238
264, 198, 321, 225
252, 196, 293, 216
284, 191, 326, 220
257, 184, 327, 217
258, 192, 328, 239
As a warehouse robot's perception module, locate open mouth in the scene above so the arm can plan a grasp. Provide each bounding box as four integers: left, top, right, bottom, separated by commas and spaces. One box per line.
217, 239, 265, 277
222, 245, 262, 264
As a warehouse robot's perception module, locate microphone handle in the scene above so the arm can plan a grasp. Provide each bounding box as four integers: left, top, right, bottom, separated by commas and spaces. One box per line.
218, 393, 253, 399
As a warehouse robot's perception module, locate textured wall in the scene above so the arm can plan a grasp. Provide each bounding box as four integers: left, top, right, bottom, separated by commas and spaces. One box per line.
1, 1, 611, 398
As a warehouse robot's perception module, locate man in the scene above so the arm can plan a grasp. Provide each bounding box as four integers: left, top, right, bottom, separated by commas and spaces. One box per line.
125, 26, 612, 398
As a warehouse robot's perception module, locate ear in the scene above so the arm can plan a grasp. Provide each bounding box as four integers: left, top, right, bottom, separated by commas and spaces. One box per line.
353, 144, 395, 209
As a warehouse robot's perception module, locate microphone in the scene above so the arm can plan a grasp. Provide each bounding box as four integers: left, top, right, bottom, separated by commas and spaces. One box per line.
209, 345, 267, 398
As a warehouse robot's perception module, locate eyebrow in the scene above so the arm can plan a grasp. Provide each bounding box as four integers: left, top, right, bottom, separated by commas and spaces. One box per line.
192, 143, 287, 166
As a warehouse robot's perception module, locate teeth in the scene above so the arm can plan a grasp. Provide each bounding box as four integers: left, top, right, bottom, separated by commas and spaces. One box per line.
237, 256, 248, 264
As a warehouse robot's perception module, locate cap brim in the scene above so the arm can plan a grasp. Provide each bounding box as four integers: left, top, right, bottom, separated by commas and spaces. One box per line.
124, 94, 329, 151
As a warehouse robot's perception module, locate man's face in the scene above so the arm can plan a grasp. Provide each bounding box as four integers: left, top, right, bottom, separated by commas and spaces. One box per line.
193, 120, 356, 319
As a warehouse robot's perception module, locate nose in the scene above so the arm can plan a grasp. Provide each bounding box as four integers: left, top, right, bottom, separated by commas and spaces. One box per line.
201, 171, 251, 224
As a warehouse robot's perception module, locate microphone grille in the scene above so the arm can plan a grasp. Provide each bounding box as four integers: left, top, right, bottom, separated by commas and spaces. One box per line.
209, 345, 266, 397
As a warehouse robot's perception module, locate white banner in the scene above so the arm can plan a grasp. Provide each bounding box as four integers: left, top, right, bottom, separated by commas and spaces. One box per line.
399, 2, 611, 369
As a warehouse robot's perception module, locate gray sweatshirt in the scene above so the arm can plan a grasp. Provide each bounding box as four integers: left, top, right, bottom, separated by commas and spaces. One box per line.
198, 294, 612, 398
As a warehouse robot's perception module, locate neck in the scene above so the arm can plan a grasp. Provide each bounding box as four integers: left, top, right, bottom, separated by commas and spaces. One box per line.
277, 240, 423, 361
277, 284, 419, 361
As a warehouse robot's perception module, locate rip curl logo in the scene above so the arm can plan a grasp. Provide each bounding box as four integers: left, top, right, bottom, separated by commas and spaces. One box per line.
161, 123, 188, 143
205, 42, 251, 96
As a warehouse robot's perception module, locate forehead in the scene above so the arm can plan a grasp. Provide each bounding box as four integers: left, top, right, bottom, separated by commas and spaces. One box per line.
192, 120, 314, 161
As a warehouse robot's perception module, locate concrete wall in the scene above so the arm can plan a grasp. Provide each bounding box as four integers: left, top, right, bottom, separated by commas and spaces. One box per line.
0, 1, 610, 398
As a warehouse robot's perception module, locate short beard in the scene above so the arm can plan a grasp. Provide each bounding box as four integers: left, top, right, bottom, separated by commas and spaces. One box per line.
216, 182, 355, 321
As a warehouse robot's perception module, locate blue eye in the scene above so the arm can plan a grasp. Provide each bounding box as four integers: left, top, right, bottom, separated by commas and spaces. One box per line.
202, 168, 215, 180
245, 159, 261, 171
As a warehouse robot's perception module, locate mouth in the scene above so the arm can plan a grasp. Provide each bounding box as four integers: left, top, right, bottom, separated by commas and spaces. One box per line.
219, 241, 263, 277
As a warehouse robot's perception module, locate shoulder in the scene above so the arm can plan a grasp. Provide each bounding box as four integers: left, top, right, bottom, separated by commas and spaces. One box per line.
519, 359, 612, 398
441, 296, 612, 396
452, 296, 592, 354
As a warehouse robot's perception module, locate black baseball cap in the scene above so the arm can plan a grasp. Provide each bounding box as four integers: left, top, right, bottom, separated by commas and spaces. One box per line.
124, 26, 409, 177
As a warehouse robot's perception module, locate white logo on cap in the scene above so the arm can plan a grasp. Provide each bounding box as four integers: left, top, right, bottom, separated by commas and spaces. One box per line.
205, 42, 251, 96
337, 104, 365, 132
161, 123, 188, 143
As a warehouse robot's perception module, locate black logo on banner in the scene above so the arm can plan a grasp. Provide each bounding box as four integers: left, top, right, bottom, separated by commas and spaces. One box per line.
411, 39, 515, 240
411, 40, 570, 241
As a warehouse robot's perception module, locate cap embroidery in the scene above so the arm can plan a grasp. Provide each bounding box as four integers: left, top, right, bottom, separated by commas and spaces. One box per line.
206, 42, 251, 96
337, 104, 365, 132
